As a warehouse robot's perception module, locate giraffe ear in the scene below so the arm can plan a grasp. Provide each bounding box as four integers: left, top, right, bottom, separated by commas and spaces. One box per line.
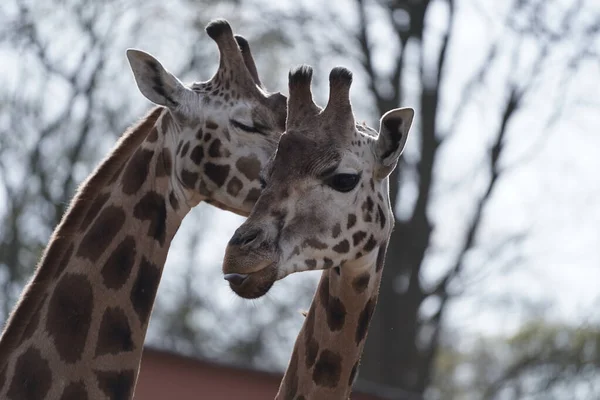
127, 49, 188, 108
374, 108, 414, 179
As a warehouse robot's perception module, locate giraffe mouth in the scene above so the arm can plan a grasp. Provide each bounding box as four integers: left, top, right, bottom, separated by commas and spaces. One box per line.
224, 261, 278, 299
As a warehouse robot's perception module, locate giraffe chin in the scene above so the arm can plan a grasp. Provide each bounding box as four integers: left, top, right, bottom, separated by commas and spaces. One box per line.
227, 262, 278, 299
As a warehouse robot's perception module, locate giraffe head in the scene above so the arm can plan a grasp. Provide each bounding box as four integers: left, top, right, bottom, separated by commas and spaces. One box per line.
127, 19, 287, 215
223, 65, 413, 298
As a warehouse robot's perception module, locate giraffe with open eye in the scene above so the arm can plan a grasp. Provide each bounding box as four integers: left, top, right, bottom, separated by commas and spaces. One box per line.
223, 64, 413, 399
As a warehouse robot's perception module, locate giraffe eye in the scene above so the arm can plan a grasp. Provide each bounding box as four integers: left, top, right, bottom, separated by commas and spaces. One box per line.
230, 119, 262, 134
326, 173, 360, 193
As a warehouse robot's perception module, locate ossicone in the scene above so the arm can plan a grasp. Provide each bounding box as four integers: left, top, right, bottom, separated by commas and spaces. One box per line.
322, 66, 354, 124
287, 64, 320, 127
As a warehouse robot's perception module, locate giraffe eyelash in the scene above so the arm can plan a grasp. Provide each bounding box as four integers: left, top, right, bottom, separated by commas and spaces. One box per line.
230, 119, 264, 135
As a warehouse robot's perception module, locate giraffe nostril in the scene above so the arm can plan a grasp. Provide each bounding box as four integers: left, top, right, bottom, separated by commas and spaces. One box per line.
224, 273, 248, 287
230, 229, 261, 247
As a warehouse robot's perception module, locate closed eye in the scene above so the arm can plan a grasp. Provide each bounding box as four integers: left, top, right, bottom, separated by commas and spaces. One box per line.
230, 119, 264, 134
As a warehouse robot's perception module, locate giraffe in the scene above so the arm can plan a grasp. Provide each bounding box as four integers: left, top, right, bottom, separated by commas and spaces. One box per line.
222, 65, 413, 399
0, 19, 286, 400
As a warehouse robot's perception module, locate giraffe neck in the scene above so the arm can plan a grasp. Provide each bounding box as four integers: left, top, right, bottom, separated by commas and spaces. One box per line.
0, 107, 193, 400
277, 244, 388, 399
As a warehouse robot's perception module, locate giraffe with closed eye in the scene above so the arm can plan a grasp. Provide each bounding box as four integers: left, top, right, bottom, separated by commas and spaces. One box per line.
0, 19, 287, 400
223, 65, 413, 399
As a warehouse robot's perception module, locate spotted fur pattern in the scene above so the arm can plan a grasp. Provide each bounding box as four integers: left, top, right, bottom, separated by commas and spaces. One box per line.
223, 65, 413, 398
0, 19, 287, 400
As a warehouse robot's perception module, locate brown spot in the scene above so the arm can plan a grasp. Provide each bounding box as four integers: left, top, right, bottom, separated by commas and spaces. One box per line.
197, 180, 211, 196
95, 369, 135, 400
303, 238, 327, 249
352, 272, 370, 293
376, 243, 387, 272
208, 139, 223, 157
323, 258, 333, 268
101, 236, 136, 290
312, 350, 342, 388
244, 188, 261, 204
282, 349, 299, 399
204, 132, 212, 142
169, 192, 180, 210
326, 296, 346, 331
46, 274, 93, 362
7, 347, 51, 400
205, 120, 218, 130
60, 381, 88, 400
95, 307, 134, 356
181, 170, 198, 188
377, 205, 386, 228
80, 192, 110, 228
54, 243, 74, 279
130, 257, 161, 325
355, 297, 377, 344
347, 213, 357, 229
305, 337, 319, 369
155, 148, 172, 177
333, 239, 350, 253
348, 361, 359, 386
204, 163, 230, 187
363, 235, 377, 252
122, 148, 154, 195
236, 156, 261, 181
362, 196, 374, 212
332, 223, 341, 238
334, 266, 341, 275
175, 141, 183, 155
226, 176, 243, 197
352, 231, 367, 246
190, 145, 204, 165
146, 126, 158, 142
195, 128, 204, 140
305, 259, 317, 269
133, 192, 167, 246
22, 294, 47, 342
180, 142, 190, 157
77, 206, 125, 262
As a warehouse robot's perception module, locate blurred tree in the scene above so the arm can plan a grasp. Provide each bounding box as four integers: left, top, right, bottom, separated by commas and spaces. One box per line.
430, 320, 600, 399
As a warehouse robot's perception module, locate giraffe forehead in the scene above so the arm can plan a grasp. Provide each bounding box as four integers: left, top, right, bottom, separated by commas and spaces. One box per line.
270, 134, 340, 178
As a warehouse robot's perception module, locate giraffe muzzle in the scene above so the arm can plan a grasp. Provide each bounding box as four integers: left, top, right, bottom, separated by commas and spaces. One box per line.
222, 261, 277, 299
223, 273, 248, 286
